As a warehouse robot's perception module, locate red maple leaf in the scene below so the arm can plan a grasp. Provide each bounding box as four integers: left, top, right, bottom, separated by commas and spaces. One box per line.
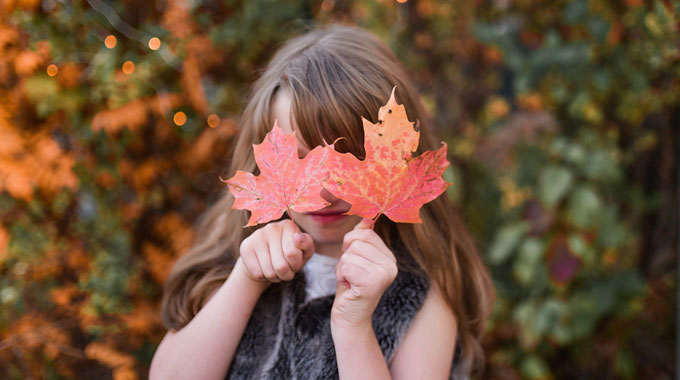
222, 122, 330, 227
323, 88, 450, 224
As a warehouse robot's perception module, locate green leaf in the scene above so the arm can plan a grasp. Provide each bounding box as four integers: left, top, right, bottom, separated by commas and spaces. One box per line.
597, 208, 631, 248
24, 75, 59, 100
580, 150, 621, 182
536, 298, 567, 337
567, 186, 602, 228
568, 233, 595, 266
513, 300, 540, 349
488, 222, 531, 264
567, 293, 600, 339
521, 354, 550, 379
24, 75, 60, 117
538, 165, 574, 207
565, 143, 587, 166
513, 238, 545, 285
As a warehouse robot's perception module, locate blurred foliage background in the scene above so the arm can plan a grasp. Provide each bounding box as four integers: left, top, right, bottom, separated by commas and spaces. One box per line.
0, 0, 677, 379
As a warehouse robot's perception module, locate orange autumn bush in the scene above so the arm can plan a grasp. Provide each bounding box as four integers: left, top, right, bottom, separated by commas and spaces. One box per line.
1, 0, 676, 379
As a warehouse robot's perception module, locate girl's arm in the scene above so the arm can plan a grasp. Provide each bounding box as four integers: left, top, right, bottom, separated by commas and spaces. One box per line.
149, 259, 268, 380
150, 220, 314, 380
330, 218, 397, 380
389, 285, 458, 379
331, 285, 458, 380
332, 321, 392, 379
331, 220, 458, 380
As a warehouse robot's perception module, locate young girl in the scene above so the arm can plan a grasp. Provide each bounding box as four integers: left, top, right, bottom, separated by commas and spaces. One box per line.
150, 25, 494, 380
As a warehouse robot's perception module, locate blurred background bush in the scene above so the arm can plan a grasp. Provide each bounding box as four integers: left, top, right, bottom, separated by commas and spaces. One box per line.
0, 0, 677, 379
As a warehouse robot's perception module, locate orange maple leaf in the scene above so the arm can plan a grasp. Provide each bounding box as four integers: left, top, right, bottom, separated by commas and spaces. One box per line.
323, 88, 450, 224
223, 122, 330, 227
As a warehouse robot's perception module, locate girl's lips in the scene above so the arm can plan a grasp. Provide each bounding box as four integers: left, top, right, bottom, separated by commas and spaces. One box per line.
307, 210, 348, 223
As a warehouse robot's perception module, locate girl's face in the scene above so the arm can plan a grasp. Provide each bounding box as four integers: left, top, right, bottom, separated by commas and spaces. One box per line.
272, 90, 362, 251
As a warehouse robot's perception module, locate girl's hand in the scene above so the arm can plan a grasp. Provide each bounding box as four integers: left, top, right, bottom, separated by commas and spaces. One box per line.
331, 218, 398, 329
237, 219, 315, 286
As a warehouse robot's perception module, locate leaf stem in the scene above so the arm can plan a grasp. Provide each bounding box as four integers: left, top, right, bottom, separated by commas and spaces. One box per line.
286, 206, 296, 226
369, 214, 381, 230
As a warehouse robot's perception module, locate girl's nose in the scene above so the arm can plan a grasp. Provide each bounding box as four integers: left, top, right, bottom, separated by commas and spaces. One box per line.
320, 188, 339, 204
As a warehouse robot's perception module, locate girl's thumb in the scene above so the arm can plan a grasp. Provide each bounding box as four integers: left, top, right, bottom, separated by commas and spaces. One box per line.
293, 232, 315, 260
353, 217, 373, 230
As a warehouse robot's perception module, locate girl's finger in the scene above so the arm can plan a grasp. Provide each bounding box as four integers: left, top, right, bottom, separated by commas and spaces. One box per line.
294, 232, 315, 261
342, 229, 382, 251
342, 230, 395, 263
335, 263, 350, 290
281, 221, 303, 271
342, 250, 397, 289
253, 239, 279, 283
266, 226, 294, 281
241, 248, 263, 279
353, 217, 373, 230
343, 240, 383, 266
336, 252, 373, 287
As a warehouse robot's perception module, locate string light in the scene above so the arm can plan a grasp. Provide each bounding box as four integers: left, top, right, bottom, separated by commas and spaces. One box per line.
174, 111, 187, 126
88, 0, 181, 69
122, 60, 135, 75
207, 114, 220, 128
104, 35, 117, 49
148, 37, 161, 51
46, 64, 58, 76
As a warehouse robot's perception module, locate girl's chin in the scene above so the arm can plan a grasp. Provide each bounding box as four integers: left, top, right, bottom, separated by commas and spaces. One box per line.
298, 216, 359, 241
304, 223, 349, 237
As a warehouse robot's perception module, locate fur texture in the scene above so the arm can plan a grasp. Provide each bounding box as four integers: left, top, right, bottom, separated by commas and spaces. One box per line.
226, 265, 464, 379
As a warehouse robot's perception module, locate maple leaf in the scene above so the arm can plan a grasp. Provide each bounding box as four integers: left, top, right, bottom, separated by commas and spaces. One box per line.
223, 122, 330, 227
323, 88, 450, 224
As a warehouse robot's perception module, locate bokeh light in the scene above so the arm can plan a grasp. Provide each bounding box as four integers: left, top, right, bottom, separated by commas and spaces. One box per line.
396, 0, 407, 3
104, 35, 117, 49
207, 114, 220, 128
148, 37, 161, 51
46, 64, 58, 76
174, 111, 187, 126
122, 60, 135, 75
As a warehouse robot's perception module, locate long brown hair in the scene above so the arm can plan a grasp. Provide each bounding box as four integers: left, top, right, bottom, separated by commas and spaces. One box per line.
161, 25, 494, 377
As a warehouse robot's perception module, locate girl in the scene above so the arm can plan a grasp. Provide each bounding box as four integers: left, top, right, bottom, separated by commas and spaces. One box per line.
150, 25, 494, 380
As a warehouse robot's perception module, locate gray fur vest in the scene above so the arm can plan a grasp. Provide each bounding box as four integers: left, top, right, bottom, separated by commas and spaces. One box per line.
226, 265, 464, 379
